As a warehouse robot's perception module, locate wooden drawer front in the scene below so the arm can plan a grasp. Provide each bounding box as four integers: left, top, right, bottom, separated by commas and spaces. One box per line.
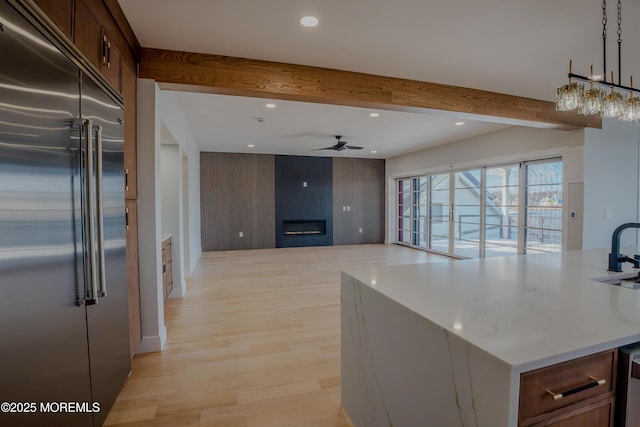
527, 396, 614, 427
519, 349, 616, 422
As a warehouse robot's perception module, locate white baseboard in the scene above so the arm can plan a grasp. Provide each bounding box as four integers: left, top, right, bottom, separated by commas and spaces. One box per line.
136, 325, 167, 354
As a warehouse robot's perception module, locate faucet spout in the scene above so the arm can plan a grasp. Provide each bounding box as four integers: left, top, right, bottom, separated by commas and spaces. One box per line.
608, 223, 640, 272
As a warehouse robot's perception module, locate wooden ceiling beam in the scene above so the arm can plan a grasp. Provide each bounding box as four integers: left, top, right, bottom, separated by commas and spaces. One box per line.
139, 48, 601, 130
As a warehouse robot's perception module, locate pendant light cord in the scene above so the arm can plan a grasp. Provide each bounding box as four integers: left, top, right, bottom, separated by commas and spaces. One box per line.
602, 0, 608, 82
617, 0, 622, 85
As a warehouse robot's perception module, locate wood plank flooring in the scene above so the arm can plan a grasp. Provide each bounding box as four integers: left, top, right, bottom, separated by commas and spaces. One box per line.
104, 244, 446, 426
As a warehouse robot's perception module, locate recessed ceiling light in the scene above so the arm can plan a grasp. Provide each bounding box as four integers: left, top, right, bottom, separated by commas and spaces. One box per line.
248, 144, 255, 148
455, 121, 465, 126
590, 74, 603, 81
369, 112, 380, 118
265, 103, 276, 109
371, 150, 377, 154
300, 16, 319, 27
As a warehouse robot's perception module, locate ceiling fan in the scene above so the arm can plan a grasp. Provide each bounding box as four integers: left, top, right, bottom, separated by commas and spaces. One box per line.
314, 135, 363, 151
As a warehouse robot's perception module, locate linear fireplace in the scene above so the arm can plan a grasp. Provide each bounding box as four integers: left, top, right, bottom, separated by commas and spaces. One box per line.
283, 219, 327, 236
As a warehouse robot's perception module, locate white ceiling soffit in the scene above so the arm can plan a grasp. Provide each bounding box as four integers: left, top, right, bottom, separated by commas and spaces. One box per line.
119, 0, 640, 102
172, 92, 509, 158
122, 0, 639, 158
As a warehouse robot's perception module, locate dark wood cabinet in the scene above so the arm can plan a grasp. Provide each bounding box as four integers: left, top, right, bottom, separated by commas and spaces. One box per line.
73, 0, 101, 69
122, 60, 137, 199
519, 349, 617, 427
34, 0, 74, 38
333, 158, 385, 245
125, 200, 141, 359
162, 237, 173, 300
99, 28, 121, 91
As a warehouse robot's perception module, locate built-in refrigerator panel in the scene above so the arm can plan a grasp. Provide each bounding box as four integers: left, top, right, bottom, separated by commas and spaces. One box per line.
0, 1, 130, 425
0, 1, 93, 426
81, 73, 129, 427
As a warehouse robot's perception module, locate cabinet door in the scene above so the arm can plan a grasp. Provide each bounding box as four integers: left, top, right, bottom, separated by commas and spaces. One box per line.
122, 61, 137, 199
100, 30, 121, 92
74, 0, 101, 69
35, 0, 73, 38
125, 200, 141, 359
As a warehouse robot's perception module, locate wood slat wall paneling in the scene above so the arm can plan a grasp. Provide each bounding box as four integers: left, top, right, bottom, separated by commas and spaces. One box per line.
333, 158, 385, 245
200, 153, 275, 251
139, 48, 601, 130
275, 156, 333, 248
361, 159, 385, 243
332, 158, 353, 246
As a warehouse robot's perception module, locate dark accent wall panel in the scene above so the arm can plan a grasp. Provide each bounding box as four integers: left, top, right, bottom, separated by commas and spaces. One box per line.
275, 156, 333, 248
333, 158, 385, 245
200, 153, 275, 251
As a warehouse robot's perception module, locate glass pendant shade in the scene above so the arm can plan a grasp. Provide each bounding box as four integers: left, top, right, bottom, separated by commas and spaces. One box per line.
619, 96, 640, 122
578, 87, 602, 115
602, 91, 625, 118
556, 82, 584, 111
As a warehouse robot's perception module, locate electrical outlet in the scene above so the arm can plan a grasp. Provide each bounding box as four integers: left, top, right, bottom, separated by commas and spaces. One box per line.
239, 231, 243, 238
303, 181, 308, 187
347, 206, 350, 212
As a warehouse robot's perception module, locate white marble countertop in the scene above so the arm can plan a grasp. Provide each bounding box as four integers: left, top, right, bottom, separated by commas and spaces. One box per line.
343, 248, 640, 372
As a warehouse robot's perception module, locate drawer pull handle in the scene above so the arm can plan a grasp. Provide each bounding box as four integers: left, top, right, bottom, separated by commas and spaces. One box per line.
544, 376, 606, 401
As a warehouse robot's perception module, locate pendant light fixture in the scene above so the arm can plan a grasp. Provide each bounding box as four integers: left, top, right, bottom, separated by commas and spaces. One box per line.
556, 0, 640, 122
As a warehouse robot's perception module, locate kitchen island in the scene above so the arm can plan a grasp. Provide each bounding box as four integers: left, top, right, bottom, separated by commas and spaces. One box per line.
341, 248, 640, 426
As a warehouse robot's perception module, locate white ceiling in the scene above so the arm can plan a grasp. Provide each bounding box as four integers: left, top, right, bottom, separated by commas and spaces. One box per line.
119, 0, 640, 157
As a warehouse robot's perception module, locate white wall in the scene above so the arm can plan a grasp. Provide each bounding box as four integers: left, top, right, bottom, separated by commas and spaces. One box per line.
583, 120, 640, 250
386, 126, 585, 247
387, 126, 584, 177
160, 143, 185, 296
136, 79, 166, 353
158, 91, 202, 274
136, 79, 202, 354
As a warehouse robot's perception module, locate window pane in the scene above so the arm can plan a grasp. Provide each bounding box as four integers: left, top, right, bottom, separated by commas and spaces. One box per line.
485, 165, 519, 188
454, 170, 480, 257
525, 229, 562, 253
526, 162, 562, 185
525, 159, 562, 254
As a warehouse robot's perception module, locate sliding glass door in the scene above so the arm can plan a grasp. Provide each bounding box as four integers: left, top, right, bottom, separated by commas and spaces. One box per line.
396, 158, 563, 259
484, 164, 520, 257
428, 173, 450, 254
453, 169, 481, 258
524, 160, 563, 254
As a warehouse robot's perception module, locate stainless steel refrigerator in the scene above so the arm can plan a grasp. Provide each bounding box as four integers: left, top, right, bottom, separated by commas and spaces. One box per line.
0, 1, 130, 426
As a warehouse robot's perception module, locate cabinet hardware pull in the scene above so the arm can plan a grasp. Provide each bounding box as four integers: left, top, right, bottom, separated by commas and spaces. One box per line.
124, 168, 129, 191
107, 41, 111, 68
543, 376, 606, 401
125, 208, 129, 231
101, 35, 107, 64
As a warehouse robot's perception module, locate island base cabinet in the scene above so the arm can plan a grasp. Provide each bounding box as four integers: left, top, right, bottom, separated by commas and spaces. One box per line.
519, 349, 617, 427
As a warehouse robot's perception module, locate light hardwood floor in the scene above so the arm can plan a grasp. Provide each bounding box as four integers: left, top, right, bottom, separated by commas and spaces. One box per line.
104, 244, 446, 427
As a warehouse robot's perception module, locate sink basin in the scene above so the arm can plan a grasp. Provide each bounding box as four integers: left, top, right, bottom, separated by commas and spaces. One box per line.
592, 272, 640, 290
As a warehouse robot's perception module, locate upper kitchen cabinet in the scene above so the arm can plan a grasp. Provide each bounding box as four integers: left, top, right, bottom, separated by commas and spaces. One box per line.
34, 0, 74, 38
74, 0, 121, 91
34, 0, 139, 95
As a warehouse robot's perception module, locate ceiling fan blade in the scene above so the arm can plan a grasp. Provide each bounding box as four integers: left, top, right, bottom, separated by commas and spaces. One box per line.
313, 145, 340, 151
346, 145, 363, 150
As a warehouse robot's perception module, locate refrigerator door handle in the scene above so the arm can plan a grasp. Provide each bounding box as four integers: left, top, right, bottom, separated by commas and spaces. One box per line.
84, 120, 99, 305
95, 124, 107, 298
